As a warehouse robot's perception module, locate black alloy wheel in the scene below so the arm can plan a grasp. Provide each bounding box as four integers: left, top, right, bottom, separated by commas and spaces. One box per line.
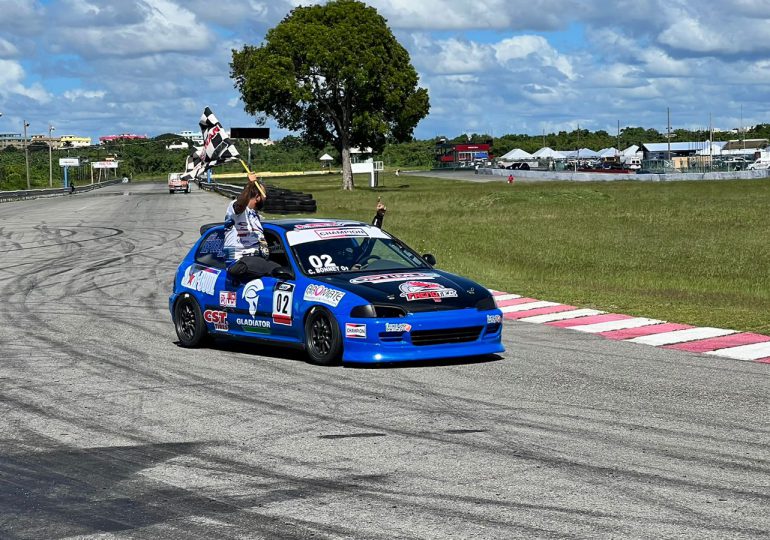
304, 308, 342, 365
174, 295, 208, 347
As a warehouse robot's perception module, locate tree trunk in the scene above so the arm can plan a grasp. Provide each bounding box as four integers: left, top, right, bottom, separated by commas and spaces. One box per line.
341, 145, 355, 190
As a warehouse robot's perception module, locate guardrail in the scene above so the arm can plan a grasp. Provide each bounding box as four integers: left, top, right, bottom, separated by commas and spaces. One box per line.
0, 179, 123, 203
197, 180, 317, 214
477, 167, 770, 182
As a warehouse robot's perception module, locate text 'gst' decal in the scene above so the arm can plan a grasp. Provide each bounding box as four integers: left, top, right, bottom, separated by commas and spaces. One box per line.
398, 281, 458, 303
220, 291, 236, 308
345, 323, 366, 339
181, 265, 220, 296
243, 279, 264, 317
385, 322, 412, 333
350, 272, 439, 284
236, 317, 271, 334
203, 310, 228, 331
303, 284, 346, 307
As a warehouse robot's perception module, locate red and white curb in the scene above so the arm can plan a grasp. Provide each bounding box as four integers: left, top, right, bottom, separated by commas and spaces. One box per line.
492, 291, 770, 364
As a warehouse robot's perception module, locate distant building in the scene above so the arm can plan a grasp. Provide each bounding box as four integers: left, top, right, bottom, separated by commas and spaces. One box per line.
165, 141, 190, 150
250, 138, 274, 146
99, 133, 147, 144
0, 132, 26, 149
59, 135, 92, 148
177, 130, 204, 145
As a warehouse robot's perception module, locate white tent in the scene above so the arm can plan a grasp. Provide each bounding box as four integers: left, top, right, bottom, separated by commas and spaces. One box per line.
533, 147, 566, 159
319, 153, 334, 162
621, 145, 640, 156
499, 148, 534, 161
577, 147, 600, 158
598, 147, 618, 158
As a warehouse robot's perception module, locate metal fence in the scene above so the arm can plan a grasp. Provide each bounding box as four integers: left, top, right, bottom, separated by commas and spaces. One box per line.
0, 178, 123, 203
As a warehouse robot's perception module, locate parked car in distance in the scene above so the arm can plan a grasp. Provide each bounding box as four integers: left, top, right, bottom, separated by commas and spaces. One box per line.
168, 172, 190, 194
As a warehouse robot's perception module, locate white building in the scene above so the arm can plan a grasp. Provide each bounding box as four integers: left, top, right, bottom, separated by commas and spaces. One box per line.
177, 130, 203, 145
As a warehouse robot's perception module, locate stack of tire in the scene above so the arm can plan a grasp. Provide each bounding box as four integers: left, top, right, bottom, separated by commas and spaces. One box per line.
263, 186, 317, 214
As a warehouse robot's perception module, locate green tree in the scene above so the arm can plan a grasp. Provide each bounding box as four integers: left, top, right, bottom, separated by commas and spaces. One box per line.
230, 0, 430, 190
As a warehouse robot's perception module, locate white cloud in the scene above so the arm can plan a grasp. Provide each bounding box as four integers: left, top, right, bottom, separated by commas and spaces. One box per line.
0, 59, 52, 102
63, 89, 107, 101
494, 35, 576, 80
51, 0, 214, 58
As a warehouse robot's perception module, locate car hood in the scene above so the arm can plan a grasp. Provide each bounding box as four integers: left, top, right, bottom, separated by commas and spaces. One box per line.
314, 269, 487, 311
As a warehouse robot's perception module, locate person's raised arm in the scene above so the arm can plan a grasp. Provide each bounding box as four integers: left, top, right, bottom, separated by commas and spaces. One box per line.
233, 172, 258, 214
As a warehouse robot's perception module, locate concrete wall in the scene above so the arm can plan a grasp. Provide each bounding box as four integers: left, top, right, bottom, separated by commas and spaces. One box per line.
478, 168, 770, 182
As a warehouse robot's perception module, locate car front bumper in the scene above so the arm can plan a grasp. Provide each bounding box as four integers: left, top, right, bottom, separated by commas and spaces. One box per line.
340, 308, 504, 364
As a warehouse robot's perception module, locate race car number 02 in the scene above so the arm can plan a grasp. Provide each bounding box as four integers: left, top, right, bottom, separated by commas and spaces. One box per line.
308, 254, 334, 269
272, 284, 294, 325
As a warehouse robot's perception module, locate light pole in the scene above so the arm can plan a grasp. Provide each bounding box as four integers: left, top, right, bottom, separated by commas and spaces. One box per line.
23, 121, 30, 190
48, 124, 55, 187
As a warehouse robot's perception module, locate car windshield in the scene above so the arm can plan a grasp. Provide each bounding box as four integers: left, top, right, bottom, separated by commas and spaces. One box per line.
286, 226, 430, 276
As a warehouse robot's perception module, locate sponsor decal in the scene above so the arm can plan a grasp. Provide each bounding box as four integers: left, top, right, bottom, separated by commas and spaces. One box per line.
486, 314, 502, 324
398, 281, 458, 303
219, 291, 236, 308
294, 221, 341, 230
273, 283, 294, 325
203, 310, 228, 331
235, 317, 271, 334
243, 279, 264, 316
345, 323, 367, 339
199, 234, 225, 257
385, 322, 412, 333
350, 272, 440, 284
314, 227, 368, 239
181, 265, 220, 296
303, 284, 346, 307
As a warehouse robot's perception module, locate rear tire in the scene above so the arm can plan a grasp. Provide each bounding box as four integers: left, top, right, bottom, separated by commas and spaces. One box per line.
304, 308, 342, 365
169, 189, 174, 194
174, 295, 208, 347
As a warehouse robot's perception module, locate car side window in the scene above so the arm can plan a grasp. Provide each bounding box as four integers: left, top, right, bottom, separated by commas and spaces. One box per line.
264, 230, 290, 268
195, 229, 227, 269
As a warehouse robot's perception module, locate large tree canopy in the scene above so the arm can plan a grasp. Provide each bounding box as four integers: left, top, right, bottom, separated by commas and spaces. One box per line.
230, 0, 429, 190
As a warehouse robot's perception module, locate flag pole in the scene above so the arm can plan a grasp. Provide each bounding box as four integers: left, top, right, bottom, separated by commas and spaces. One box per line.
239, 159, 265, 198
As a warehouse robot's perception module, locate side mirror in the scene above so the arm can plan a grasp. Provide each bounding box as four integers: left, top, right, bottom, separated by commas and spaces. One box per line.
272, 266, 295, 280
422, 253, 437, 266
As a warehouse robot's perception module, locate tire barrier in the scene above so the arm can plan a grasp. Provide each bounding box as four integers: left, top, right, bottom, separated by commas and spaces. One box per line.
0, 179, 123, 203
197, 181, 317, 214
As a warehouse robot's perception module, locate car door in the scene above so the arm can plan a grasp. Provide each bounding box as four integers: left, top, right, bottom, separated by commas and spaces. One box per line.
226, 231, 300, 344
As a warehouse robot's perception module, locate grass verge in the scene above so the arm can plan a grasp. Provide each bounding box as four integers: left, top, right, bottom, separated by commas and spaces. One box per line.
260, 172, 770, 334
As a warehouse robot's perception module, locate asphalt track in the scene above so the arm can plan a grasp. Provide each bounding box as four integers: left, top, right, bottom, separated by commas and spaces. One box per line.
0, 182, 767, 539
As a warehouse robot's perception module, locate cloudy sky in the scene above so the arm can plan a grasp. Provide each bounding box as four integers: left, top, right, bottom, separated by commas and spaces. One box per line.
1, 0, 769, 144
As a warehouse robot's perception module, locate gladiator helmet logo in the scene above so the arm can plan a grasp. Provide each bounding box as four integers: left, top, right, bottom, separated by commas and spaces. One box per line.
242, 279, 264, 316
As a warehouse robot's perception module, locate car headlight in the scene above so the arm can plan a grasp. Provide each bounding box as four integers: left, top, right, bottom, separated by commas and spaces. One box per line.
350, 304, 408, 318
475, 295, 497, 311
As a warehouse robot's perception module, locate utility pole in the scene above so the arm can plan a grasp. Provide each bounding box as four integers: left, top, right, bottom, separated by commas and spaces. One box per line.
48, 124, 55, 187
23, 120, 30, 190
667, 107, 671, 164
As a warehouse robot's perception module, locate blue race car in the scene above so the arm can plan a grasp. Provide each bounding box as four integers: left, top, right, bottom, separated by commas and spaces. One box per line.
169, 219, 504, 365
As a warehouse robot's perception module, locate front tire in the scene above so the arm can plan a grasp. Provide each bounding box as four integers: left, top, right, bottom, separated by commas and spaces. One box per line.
304, 308, 342, 365
174, 295, 208, 347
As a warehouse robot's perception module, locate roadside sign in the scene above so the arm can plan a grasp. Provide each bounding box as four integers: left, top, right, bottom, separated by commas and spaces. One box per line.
92, 161, 119, 169
59, 158, 80, 166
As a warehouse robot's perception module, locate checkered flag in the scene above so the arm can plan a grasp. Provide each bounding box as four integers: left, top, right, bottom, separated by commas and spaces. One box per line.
180, 107, 240, 180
